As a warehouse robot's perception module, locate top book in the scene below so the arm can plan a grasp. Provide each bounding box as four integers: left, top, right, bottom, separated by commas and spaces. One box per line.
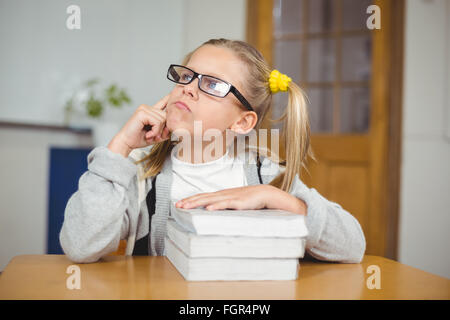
169, 200, 308, 238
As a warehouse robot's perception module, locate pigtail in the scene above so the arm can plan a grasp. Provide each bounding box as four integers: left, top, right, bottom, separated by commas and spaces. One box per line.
265, 68, 316, 193
272, 81, 315, 193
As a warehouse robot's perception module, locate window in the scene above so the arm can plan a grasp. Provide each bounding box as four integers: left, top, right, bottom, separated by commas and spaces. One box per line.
272, 0, 372, 133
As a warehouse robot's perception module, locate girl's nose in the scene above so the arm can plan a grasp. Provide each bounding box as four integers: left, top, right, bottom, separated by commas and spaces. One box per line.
182, 78, 199, 99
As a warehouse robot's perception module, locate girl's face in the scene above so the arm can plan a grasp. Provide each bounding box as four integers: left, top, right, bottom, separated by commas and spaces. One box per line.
165, 45, 257, 138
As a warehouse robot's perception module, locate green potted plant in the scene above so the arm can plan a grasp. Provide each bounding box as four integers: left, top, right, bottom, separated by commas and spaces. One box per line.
64, 78, 132, 146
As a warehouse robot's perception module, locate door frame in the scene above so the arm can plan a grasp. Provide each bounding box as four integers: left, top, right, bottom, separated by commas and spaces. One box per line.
246, 0, 405, 259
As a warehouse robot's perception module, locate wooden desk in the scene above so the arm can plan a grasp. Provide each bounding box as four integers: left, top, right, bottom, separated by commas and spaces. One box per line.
0, 255, 448, 299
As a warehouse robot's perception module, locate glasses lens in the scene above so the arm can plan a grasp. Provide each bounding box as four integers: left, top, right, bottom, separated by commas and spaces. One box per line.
168, 66, 193, 84
200, 76, 230, 97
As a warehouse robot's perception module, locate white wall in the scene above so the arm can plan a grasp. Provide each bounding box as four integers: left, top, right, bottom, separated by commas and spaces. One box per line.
0, 0, 185, 127
182, 0, 247, 54
0, 0, 247, 271
399, 0, 450, 279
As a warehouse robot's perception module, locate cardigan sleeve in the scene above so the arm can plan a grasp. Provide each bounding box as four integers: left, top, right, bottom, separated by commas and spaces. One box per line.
289, 174, 366, 263
59, 146, 141, 263
259, 157, 366, 263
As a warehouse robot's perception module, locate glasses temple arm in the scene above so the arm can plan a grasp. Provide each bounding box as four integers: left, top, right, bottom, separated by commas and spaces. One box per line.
230, 86, 253, 112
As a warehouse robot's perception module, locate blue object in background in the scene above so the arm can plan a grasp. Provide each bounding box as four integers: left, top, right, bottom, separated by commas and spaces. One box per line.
47, 147, 92, 254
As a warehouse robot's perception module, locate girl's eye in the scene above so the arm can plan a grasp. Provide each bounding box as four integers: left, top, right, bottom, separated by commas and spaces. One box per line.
207, 81, 218, 89
203, 79, 228, 94
180, 73, 193, 82
204, 78, 220, 90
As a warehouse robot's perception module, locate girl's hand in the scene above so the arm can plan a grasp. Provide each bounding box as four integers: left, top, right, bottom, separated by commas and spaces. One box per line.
107, 94, 171, 157
175, 185, 307, 215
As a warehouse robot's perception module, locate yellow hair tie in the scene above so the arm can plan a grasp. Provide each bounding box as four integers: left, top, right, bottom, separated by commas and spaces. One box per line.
269, 69, 292, 93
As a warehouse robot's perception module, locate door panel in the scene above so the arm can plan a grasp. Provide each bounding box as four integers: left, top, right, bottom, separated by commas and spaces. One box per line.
301, 135, 370, 239
328, 165, 369, 235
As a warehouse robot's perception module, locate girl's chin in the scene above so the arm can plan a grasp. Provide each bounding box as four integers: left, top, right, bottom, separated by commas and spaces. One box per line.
166, 122, 193, 136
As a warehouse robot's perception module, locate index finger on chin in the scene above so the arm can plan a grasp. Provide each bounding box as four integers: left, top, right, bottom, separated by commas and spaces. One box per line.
154, 94, 171, 110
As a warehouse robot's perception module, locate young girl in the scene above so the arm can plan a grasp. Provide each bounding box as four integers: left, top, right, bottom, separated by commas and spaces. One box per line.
60, 38, 365, 264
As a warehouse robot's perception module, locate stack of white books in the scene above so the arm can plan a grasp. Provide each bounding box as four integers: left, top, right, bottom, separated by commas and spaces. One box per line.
164, 200, 308, 281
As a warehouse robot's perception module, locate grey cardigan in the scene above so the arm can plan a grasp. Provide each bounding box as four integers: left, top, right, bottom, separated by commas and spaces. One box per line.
59, 146, 366, 263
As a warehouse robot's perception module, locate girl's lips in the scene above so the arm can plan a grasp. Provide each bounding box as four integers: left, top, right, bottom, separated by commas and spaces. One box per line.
175, 101, 191, 112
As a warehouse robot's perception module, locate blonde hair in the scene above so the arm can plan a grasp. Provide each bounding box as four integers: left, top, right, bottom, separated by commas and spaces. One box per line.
135, 38, 315, 193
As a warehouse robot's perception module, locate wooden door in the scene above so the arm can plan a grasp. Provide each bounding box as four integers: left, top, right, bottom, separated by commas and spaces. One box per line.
247, 0, 404, 259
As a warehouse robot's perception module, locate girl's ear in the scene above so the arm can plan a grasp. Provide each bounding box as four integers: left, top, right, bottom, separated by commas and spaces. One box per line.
229, 111, 258, 134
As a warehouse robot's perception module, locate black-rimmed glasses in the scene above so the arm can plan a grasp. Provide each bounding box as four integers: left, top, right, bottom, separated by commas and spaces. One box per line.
167, 64, 254, 112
